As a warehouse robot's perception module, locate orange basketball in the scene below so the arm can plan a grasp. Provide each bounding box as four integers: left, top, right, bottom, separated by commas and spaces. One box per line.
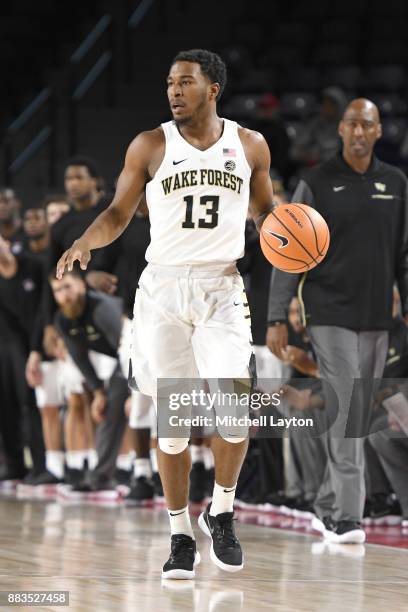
260, 203, 330, 273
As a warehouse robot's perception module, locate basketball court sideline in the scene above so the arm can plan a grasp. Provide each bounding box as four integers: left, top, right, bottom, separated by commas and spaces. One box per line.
0, 498, 407, 611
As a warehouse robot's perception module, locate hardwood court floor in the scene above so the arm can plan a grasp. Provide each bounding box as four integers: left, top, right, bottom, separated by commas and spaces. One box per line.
0, 497, 407, 611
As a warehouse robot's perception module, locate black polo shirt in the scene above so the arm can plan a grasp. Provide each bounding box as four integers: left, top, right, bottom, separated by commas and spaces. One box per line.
268, 153, 408, 331
0, 253, 43, 349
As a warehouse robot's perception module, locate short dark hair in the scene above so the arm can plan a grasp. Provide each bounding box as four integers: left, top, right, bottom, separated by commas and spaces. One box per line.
65, 156, 99, 178
42, 193, 69, 209
171, 49, 227, 100
48, 267, 83, 284
0, 187, 18, 200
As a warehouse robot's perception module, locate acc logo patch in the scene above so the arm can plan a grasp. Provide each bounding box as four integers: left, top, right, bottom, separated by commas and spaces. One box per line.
224, 160, 236, 172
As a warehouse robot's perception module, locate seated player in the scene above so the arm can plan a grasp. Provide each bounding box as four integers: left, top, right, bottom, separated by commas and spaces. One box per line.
50, 269, 128, 492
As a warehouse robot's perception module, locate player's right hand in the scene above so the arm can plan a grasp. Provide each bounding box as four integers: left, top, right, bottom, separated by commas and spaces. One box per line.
56, 238, 91, 279
86, 270, 118, 294
26, 351, 43, 387
43, 325, 61, 358
266, 323, 288, 360
91, 389, 106, 423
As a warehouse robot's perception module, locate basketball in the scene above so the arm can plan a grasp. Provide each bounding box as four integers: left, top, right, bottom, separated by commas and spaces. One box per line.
260, 203, 330, 273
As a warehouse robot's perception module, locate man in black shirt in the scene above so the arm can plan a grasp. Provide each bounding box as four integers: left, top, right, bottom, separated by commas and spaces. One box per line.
0, 188, 27, 255
24, 201, 68, 485
23, 205, 49, 262
267, 98, 408, 544
50, 270, 128, 490
0, 237, 46, 480
44, 157, 118, 356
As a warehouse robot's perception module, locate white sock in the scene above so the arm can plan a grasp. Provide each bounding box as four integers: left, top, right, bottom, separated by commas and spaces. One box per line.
45, 450, 64, 479
203, 446, 214, 470
134, 458, 152, 479
167, 505, 194, 538
210, 481, 237, 516
190, 444, 204, 464
116, 453, 133, 472
150, 447, 158, 473
65, 450, 87, 470
87, 449, 98, 471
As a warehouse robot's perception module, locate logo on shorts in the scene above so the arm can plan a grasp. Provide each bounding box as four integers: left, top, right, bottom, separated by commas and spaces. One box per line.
224, 160, 236, 171
264, 229, 289, 248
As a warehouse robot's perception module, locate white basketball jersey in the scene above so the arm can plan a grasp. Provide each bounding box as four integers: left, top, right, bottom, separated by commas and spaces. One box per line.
145, 118, 251, 265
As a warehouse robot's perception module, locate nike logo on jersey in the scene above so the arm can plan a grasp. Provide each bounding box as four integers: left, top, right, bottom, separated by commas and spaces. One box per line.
333, 185, 345, 192
233, 300, 241, 306
173, 158, 187, 165
264, 229, 289, 248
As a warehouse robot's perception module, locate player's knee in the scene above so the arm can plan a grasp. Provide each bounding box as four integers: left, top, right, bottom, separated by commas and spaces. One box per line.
158, 437, 189, 454
221, 435, 247, 444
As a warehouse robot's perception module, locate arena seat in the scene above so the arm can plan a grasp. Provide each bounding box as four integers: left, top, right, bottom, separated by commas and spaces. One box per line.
381, 118, 408, 146
272, 22, 312, 47
223, 94, 262, 119
258, 46, 304, 69
319, 21, 360, 43
322, 65, 361, 91
363, 65, 406, 93
279, 66, 322, 92
364, 41, 408, 65
370, 94, 407, 117
280, 92, 317, 119
313, 44, 356, 66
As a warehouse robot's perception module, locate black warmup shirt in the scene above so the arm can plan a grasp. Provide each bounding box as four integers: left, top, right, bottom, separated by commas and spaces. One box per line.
28, 246, 49, 355
268, 154, 408, 331
55, 290, 122, 391
0, 225, 28, 256
114, 214, 150, 318
238, 220, 271, 346
45, 196, 118, 323
0, 253, 44, 350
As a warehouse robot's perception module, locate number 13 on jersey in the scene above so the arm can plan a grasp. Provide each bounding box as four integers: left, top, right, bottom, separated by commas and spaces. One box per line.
181, 195, 219, 229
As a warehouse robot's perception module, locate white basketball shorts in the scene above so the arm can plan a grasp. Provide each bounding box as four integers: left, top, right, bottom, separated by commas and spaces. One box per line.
129, 263, 254, 400
35, 360, 64, 409
58, 352, 118, 400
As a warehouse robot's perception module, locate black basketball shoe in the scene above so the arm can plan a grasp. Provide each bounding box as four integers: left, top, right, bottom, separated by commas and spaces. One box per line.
162, 534, 200, 579
124, 476, 154, 504
31, 470, 63, 485
198, 503, 243, 572
152, 472, 164, 498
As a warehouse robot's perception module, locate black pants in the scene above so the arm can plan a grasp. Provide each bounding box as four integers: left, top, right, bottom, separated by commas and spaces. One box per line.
0, 338, 45, 473
92, 366, 128, 484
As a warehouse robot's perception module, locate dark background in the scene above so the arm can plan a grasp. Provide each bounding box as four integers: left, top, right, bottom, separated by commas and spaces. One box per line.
2, 0, 408, 206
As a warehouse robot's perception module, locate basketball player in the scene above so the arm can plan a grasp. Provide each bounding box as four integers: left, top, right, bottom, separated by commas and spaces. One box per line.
56, 49, 274, 579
